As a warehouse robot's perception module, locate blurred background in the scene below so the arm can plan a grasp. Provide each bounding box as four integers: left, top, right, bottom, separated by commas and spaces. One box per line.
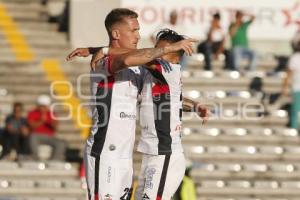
0, 0, 300, 200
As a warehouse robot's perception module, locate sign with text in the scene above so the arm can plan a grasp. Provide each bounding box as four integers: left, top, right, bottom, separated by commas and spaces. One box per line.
122, 0, 300, 40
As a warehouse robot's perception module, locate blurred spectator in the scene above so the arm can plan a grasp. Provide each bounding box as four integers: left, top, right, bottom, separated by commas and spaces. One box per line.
174, 160, 197, 200
1, 103, 30, 160
291, 23, 300, 52
58, 0, 70, 35
249, 77, 265, 98
27, 95, 66, 160
282, 41, 300, 130
197, 12, 233, 71
271, 56, 289, 73
229, 11, 256, 71
43, 0, 67, 23
150, 10, 185, 44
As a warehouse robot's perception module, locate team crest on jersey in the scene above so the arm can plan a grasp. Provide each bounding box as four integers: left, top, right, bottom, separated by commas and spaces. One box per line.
104, 194, 112, 200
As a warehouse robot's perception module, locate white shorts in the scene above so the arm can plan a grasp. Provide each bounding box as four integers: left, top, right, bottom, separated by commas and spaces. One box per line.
135, 152, 186, 200
84, 152, 133, 200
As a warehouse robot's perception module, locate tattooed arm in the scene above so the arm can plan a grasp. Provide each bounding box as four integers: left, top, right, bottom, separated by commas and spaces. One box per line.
109, 38, 196, 73
110, 47, 165, 72
66, 38, 196, 72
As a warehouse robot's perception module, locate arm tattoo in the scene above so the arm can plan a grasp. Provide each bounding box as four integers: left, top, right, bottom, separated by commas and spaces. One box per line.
132, 48, 165, 60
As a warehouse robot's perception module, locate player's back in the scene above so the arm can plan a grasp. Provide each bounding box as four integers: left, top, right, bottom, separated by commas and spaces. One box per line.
138, 59, 183, 155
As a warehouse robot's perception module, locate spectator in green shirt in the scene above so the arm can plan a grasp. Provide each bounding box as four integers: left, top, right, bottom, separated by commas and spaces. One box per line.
229, 11, 256, 71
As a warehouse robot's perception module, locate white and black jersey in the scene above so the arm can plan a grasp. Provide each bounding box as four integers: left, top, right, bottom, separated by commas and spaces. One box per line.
138, 59, 183, 155
87, 56, 145, 159
85, 56, 146, 200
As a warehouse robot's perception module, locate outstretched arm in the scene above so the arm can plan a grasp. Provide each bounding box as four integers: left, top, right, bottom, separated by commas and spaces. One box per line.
66, 46, 157, 70
109, 38, 197, 73
66, 47, 103, 61
66, 38, 196, 72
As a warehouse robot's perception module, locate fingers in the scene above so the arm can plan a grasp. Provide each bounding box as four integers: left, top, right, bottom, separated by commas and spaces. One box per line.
182, 43, 193, 56
182, 40, 195, 56
90, 51, 105, 71
90, 57, 98, 71
66, 48, 90, 61
199, 108, 210, 125
66, 49, 80, 61
90, 59, 96, 71
187, 38, 199, 43
90, 54, 98, 71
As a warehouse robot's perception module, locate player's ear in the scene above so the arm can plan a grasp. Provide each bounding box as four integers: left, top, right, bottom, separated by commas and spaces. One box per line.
111, 29, 120, 40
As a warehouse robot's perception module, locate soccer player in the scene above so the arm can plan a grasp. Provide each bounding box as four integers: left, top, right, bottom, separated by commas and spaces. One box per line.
67, 9, 197, 200
135, 29, 208, 200
70, 29, 208, 200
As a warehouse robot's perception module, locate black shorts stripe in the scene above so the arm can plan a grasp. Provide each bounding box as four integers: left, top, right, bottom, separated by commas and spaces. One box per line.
156, 155, 171, 199
153, 93, 172, 154
91, 87, 113, 156
94, 156, 100, 200
180, 93, 183, 121
87, 187, 91, 200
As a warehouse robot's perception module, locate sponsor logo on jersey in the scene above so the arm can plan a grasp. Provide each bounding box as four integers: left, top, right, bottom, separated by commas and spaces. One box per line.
145, 168, 156, 189
120, 112, 136, 120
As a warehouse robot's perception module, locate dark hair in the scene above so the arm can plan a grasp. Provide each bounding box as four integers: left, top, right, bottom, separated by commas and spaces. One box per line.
13, 102, 23, 112
105, 8, 138, 36
236, 10, 243, 18
213, 12, 221, 20
156, 28, 185, 56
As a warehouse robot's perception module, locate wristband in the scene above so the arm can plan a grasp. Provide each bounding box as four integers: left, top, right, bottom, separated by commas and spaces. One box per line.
102, 47, 109, 56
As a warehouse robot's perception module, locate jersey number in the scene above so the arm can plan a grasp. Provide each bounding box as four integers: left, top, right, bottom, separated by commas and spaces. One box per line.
120, 187, 133, 200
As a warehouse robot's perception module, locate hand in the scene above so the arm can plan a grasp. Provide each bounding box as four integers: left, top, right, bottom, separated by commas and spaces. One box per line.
90, 49, 105, 71
167, 38, 198, 56
213, 53, 219, 60
195, 104, 210, 125
66, 48, 90, 61
21, 126, 30, 136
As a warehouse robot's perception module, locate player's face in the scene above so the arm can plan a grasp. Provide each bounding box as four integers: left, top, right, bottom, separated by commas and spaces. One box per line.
155, 40, 181, 64
117, 17, 140, 49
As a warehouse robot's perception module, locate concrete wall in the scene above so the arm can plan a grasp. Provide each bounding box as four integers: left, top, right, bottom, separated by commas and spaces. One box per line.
70, 0, 120, 48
